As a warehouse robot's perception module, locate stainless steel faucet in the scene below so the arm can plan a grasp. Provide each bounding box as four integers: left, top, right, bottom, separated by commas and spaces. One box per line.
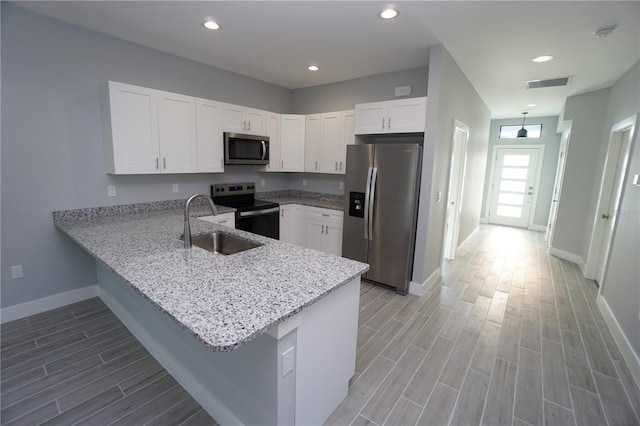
184, 193, 218, 249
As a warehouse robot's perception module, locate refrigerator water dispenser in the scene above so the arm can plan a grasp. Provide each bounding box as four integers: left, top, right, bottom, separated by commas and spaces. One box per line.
349, 192, 366, 218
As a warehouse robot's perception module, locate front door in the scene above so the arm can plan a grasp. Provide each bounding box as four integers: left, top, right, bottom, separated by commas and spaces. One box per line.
488, 147, 541, 228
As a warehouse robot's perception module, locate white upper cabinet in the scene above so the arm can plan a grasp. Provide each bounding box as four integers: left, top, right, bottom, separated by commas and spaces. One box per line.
103, 81, 198, 175
256, 112, 281, 172
157, 91, 198, 173
305, 110, 354, 174
354, 97, 427, 134
223, 103, 266, 135
280, 114, 306, 172
196, 98, 224, 173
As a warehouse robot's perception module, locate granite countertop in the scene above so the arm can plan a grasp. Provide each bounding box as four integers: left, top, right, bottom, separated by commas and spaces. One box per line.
53, 199, 367, 352
257, 190, 344, 211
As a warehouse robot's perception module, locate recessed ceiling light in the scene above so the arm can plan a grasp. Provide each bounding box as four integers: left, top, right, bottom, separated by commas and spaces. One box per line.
308, 65, 319, 71
203, 20, 220, 30
532, 55, 554, 63
379, 8, 398, 19
527, 104, 537, 107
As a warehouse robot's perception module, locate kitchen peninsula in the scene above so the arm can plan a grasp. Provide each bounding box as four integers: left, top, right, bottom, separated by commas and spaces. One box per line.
53, 200, 369, 425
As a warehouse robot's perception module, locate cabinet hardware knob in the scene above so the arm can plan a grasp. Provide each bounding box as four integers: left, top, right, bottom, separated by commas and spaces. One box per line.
156, 158, 159, 169
315, 161, 318, 169
248, 121, 251, 131
382, 118, 385, 129
335, 162, 338, 170
243, 121, 246, 130
322, 213, 330, 217
281, 160, 284, 168
388, 117, 391, 129
340, 162, 343, 170
602, 214, 610, 220
163, 158, 166, 169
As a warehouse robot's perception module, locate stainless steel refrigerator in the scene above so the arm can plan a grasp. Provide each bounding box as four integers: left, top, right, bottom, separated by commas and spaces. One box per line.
342, 144, 422, 294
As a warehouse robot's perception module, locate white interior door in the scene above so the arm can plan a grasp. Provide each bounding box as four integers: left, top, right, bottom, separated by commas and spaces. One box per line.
546, 130, 570, 246
488, 147, 541, 228
596, 129, 632, 284
444, 121, 469, 260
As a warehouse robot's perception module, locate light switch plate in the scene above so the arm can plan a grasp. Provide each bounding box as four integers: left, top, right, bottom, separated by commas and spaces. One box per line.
107, 186, 116, 197
172, 184, 179, 193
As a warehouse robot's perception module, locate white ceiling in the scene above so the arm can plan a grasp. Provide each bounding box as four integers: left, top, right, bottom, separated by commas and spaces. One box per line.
12, 1, 640, 118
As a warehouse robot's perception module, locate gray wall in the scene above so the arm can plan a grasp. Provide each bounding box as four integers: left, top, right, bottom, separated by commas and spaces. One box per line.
1, 4, 293, 308
292, 67, 428, 114
480, 116, 561, 228
413, 45, 491, 284
598, 62, 640, 358
553, 89, 610, 258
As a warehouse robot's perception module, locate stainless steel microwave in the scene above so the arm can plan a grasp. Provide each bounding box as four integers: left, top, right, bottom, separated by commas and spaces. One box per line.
224, 132, 269, 165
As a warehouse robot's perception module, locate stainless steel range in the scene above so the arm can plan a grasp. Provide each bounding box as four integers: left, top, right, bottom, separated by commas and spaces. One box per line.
211, 183, 280, 239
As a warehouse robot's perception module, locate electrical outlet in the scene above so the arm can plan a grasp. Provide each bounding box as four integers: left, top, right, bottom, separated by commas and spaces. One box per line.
282, 347, 295, 377
172, 184, 179, 193
302, 179, 307, 187
11, 265, 24, 279
339, 182, 344, 190
107, 186, 116, 197
260, 179, 265, 187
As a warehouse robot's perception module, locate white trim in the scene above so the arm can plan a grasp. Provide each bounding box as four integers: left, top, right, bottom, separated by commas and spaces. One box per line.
585, 114, 639, 286
598, 295, 640, 390
529, 224, 547, 232
409, 267, 441, 296
0, 285, 99, 323
548, 247, 586, 274
98, 288, 242, 426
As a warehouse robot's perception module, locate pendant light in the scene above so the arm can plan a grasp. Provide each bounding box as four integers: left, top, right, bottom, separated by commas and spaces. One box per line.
517, 112, 528, 138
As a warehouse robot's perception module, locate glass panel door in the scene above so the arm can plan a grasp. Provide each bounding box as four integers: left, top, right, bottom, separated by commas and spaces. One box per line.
489, 148, 541, 228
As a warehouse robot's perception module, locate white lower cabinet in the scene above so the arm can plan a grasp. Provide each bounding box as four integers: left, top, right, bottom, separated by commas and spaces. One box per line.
280, 204, 343, 256
198, 212, 236, 228
279, 204, 306, 246
304, 207, 344, 256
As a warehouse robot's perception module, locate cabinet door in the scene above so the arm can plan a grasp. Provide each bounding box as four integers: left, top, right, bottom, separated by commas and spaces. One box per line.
305, 114, 322, 172
305, 218, 327, 253
325, 221, 343, 256
245, 108, 266, 135
263, 113, 281, 172
387, 97, 427, 133
318, 112, 342, 174
196, 98, 224, 173
339, 110, 355, 174
280, 115, 305, 172
279, 205, 292, 242
105, 81, 159, 174
158, 91, 198, 173
223, 103, 246, 133
354, 101, 387, 134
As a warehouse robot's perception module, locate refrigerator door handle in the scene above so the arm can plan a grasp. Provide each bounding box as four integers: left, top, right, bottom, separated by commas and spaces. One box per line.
364, 166, 373, 239
368, 167, 378, 240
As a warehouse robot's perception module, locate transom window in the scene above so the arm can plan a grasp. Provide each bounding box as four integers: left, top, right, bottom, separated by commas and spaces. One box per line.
499, 124, 542, 139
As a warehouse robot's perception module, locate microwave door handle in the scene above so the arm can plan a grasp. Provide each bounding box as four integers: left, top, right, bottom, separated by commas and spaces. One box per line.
363, 167, 373, 240
261, 140, 267, 160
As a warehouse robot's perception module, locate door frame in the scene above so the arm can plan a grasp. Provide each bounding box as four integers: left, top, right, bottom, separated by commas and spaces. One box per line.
585, 114, 639, 287
546, 122, 572, 247
485, 144, 545, 229
443, 120, 470, 260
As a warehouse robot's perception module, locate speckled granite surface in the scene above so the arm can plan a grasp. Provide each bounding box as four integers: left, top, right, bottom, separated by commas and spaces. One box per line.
258, 190, 344, 211
53, 202, 367, 352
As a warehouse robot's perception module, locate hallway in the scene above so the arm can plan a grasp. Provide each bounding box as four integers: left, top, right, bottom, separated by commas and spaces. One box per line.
327, 225, 640, 425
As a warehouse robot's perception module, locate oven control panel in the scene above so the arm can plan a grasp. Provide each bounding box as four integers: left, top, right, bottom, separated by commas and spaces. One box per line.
212, 183, 256, 198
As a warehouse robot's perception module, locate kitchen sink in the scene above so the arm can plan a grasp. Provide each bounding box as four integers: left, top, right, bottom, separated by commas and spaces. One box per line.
190, 231, 263, 255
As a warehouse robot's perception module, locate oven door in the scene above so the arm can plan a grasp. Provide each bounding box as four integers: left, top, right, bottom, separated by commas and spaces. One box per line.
235, 207, 280, 239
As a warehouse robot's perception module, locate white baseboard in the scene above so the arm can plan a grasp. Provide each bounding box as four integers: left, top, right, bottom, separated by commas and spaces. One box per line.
98, 288, 241, 425
409, 267, 441, 296
1, 285, 99, 323
549, 247, 586, 272
598, 296, 640, 389
529, 224, 547, 232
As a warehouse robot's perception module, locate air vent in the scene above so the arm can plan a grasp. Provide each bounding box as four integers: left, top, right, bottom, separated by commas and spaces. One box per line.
526, 77, 571, 89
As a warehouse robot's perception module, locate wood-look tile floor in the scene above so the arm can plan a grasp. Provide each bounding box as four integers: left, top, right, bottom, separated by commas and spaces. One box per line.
3, 225, 639, 426
1, 298, 217, 426
326, 225, 640, 426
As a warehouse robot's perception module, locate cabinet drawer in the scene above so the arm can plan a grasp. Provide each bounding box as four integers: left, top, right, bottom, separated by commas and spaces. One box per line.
306, 207, 343, 227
